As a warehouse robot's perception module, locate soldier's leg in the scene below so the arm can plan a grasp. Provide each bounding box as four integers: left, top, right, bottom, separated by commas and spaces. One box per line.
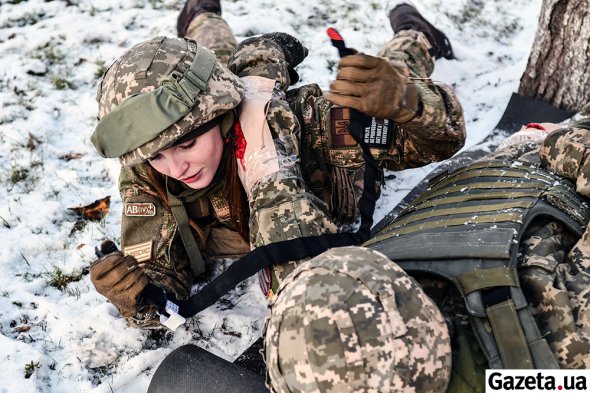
377, 2, 455, 78
178, 0, 238, 64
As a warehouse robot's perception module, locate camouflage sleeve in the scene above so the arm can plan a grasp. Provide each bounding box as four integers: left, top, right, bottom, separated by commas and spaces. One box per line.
227, 37, 291, 92
246, 98, 339, 292
518, 219, 590, 368
394, 78, 466, 169
540, 126, 590, 197
247, 99, 338, 247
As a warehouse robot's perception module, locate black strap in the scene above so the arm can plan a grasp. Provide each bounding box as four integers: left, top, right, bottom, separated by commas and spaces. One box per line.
143, 108, 382, 318
481, 286, 512, 309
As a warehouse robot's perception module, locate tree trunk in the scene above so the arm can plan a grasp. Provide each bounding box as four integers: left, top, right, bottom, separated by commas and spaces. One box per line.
518, 0, 590, 112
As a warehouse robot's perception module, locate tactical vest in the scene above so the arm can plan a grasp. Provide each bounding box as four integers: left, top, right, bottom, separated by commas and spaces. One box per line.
365, 158, 590, 369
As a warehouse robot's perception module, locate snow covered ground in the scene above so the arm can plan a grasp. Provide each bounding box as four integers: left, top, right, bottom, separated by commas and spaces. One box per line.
0, 0, 542, 391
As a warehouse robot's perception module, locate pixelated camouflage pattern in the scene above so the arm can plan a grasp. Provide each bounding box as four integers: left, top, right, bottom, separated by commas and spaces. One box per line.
388, 138, 590, 373
377, 30, 434, 79
96, 36, 244, 166
185, 12, 237, 65
228, 37, 292, 92
265, 246, 451, 393
540, 126, 590, 197
248, 99, 338, 286
518, 219, 590, 368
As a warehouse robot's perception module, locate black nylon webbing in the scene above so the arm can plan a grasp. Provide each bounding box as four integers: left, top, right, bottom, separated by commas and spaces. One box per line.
142, 109, 382, 318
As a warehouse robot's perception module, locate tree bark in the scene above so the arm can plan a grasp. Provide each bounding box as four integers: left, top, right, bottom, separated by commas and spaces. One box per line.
518, 0, 590, 112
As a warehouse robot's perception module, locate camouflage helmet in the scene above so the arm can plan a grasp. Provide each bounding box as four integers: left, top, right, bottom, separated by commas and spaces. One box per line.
92, 36, 244, 166
265, 246, 451, 393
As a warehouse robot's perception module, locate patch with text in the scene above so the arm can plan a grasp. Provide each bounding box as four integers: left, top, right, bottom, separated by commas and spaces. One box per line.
124, 241, 152, 263
331, 107, 394, 148
124, 202, 156, 217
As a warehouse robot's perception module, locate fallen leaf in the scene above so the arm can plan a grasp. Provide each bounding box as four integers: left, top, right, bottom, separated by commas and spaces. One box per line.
14, 325, 31, 333
69, 196, 110, 222
76, 243, 86, 250
59, 153, 84, 161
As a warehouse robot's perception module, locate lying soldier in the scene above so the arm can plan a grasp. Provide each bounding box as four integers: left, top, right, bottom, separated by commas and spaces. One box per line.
264, 118, 590, 392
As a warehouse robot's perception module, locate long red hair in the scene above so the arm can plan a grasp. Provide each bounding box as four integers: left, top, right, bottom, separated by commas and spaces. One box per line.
145, 139, 250, 249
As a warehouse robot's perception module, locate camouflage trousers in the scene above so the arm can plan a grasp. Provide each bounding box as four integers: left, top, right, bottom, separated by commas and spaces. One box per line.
187, 12, 434, 77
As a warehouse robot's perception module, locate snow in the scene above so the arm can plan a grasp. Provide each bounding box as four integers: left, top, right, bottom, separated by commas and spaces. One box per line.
0, 0, 542, 391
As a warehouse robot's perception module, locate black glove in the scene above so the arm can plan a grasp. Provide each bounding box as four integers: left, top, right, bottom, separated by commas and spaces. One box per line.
259, 32, 308, 84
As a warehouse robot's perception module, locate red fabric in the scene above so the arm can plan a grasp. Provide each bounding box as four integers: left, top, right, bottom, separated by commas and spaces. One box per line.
233, 120, 247, 171
525, 123, 547, 132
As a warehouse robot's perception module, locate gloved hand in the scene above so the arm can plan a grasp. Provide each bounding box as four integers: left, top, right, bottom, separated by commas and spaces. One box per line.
325, 54, 419, 123
90, 240, 149, 318
259, 32, 308, 84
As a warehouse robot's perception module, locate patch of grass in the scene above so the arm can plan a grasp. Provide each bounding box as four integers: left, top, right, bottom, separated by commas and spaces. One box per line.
33, 42, 63, 64
12, 301, 23, 308
66, 286, 81, 299
0, 216, 10, 229
52, 76, 73, 90
94, 59, 107, 78
26, 132, 42, 151
44, 267, 83, 291
24, 361, 41, 379
10, 166, 29, 185
326, 59, 337, 73
0, 10, 46, 28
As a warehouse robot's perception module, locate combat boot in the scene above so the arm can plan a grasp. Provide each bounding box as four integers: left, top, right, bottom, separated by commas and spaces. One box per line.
177, 0, 221, 38
388, 2, 455, 60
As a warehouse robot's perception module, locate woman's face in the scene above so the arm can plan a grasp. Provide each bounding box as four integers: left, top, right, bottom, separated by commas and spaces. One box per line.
148, 126, 224, 190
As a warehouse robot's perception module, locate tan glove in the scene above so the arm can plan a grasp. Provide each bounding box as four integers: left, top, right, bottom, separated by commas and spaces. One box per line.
90, 249, 149, 318
325, 54, 419, 123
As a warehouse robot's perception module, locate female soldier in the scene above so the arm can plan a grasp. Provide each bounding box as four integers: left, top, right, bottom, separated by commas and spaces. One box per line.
88, 1, 465, 328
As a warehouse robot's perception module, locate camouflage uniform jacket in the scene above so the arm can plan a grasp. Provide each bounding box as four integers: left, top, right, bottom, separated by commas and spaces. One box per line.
117, 36, 466, 304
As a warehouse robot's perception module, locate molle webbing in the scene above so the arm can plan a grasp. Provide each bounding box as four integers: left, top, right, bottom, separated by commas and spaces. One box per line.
367, 159, 589, 246
366, 159, 590, 370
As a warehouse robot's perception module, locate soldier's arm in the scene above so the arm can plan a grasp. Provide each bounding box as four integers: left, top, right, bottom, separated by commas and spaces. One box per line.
392, 78, 466, 169
540, 126, 590, 197
325, 52, 466, 170
246, 99, 338, 248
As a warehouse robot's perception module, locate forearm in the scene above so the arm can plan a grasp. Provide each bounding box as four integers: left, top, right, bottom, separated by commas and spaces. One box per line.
248, 175, 337, 247
243, 100, 338, 247
393, 79, 466, 168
